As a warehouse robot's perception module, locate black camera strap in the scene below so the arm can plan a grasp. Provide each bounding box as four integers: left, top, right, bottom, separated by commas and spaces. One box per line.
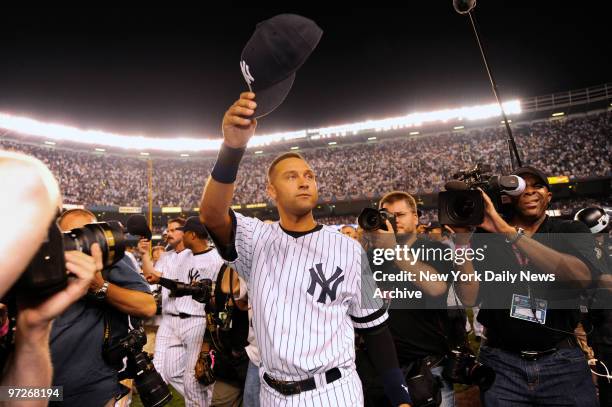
207, 264, 231, 352
228, 266, 237, 307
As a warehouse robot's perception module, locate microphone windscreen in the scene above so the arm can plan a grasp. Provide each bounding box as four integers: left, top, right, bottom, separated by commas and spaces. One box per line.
126, 215, 152, 240
453, 0, 477, 14
503, 175, 526, 196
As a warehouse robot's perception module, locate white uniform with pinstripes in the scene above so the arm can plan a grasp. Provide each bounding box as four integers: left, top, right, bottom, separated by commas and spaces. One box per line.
226, 211, 387, 407
153, 248, 224, 407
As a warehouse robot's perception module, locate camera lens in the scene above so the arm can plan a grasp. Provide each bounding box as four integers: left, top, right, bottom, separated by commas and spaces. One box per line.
451, 194, 476, 220
438, 190, 485, 226
358, 208, 383, 231
63, 221, 126, 268
133, 352, 173, 407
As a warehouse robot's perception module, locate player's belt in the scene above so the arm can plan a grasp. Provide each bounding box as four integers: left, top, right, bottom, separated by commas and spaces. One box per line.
263, 368, 342, 396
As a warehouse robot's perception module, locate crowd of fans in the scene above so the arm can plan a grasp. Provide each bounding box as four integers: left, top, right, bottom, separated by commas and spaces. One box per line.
1, 111, 609, 208
292, 199, 611, 228
144, 196, 610, 236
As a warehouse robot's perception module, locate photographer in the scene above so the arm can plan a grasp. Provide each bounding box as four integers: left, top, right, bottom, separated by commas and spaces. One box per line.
453, 166, 602, 406
50, 209, 156, 407
0, 151, 99, 406
358, 191, 457, 407
139, 216, 224, 407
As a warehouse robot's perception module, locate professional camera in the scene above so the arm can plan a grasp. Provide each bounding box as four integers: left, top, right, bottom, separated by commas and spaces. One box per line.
105, 326, 172, 407
14, 220, 126, 299
1, 214, 152, 374
357, 208, 397, 232
438, 163, 526, 226
158, 278, 213, 305
443, 346, 496, 391
15, 214, 151, 299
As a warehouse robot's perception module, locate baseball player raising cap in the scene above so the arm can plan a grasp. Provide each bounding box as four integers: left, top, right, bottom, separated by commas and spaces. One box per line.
199, 14, 411, 407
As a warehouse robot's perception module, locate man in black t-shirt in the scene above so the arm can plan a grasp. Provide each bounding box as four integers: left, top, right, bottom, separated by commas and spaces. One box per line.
454, 166, 602, 406
359, 191, 457, 407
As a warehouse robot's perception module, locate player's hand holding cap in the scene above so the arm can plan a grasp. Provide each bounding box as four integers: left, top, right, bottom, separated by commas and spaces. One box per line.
240, 14, 323, 118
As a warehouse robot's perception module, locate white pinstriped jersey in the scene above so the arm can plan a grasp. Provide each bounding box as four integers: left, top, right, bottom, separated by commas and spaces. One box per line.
156, 247, 224, 316
224, 211, 387, 381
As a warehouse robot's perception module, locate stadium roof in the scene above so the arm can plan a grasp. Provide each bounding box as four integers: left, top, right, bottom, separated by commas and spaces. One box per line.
0, 99, 521, 152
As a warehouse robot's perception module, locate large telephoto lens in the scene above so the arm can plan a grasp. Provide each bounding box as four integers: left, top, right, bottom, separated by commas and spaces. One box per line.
63, 221, 126, 268
133, 352, 173, 407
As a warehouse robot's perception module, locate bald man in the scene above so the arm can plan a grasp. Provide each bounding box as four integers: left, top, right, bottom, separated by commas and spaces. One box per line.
51, 209, 156, 407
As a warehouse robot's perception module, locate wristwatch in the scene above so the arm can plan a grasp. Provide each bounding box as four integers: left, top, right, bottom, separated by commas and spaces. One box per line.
505, 227, 525, 244
94, 281, 110, 300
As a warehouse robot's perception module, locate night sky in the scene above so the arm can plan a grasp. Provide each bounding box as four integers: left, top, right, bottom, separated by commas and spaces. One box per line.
0, 3, 609, 138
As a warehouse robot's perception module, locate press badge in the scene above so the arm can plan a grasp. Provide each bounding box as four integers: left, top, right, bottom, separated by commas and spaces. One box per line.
510, 294, 547, 324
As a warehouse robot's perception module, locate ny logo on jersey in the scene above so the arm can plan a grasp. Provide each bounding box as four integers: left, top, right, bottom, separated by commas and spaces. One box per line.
188, 268, 201, 284
307, 263, 344, 304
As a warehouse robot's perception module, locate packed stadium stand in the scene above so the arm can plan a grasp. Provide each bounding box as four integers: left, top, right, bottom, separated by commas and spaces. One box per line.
1, 111, 609, 209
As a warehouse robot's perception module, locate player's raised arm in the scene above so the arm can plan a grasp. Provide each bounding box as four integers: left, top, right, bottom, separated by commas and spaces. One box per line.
199, 92, 257, 245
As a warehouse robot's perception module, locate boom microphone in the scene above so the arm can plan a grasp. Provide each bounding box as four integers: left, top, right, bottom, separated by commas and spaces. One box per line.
452, 0, 523, 169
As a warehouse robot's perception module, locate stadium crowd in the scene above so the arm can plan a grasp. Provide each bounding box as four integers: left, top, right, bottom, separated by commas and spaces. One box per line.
0, 111, 609, 208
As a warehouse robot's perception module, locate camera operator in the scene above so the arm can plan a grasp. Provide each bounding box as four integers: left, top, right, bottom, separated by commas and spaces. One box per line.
358, 191, 457, 407
0, 151, 99, 406
139, 216, 224, 407
453, 166, 602, 406
49, 208, 156, 407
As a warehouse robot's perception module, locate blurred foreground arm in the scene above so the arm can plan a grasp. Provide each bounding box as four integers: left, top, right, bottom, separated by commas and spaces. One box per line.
1, 245, 100, 406
0, 151, 61, 298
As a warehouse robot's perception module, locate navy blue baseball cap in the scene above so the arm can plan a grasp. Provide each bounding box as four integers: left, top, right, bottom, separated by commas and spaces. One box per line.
177, 216, 209, 239
240, 14, 323, 118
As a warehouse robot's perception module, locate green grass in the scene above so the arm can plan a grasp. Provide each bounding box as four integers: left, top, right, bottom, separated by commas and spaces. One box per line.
130, 385, 184, 407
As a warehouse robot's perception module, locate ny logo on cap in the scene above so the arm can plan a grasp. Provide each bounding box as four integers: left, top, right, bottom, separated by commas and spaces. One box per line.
307, 264, 344, 304
240, 60, 255, 89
